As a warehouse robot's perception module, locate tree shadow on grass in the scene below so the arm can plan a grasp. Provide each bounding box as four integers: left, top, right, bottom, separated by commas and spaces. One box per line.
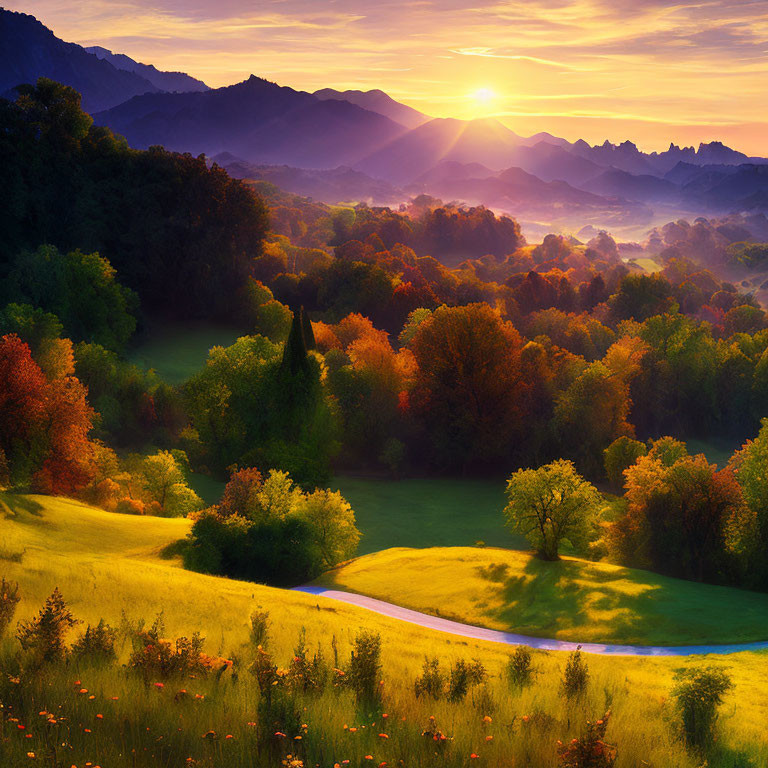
483, 556, 664, 642
0, 492, 44, 520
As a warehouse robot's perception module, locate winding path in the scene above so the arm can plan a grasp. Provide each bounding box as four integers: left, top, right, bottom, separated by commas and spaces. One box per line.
294, 586, 768, 657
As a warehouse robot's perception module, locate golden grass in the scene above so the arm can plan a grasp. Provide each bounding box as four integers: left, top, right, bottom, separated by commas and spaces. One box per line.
1, 494, 767, 766
316, 546, 768, 645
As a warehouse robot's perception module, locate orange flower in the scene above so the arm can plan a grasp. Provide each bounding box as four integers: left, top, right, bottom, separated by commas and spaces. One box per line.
364, 756, 373, 761
26, 753, 35, 759
225, 734, 233, 740
485, 736, 493, 742
482, 716, 492, 724
84, 728, 92, 733
378, 733, 389, 739
382, 713, 389, 719
153, 682, 164, 690
96, 714, 103, 720
470, 754, 479, 759
78, 689, 88, 695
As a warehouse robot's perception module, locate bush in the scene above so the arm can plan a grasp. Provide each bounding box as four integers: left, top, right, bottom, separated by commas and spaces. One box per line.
557, 710, 616, 768
672, 667, 733, 749
16, 588, 79, 663
414, 657, 445, 699
507, 645, 534, 689
448, 658, 486, 702
287, 631, 328, 694
71, 618, 117, 662
347, 630, 382, 702
0, 577, 20, 637
125, 613, 207, 680
562, 646, 589, 700
250, 609, 270, 648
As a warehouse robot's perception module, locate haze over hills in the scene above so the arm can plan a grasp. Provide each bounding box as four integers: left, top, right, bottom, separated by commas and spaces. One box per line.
4, 6, 768, 234
0, 8, 205, 111
85, 45, 209, 94
314, 87, 429, 129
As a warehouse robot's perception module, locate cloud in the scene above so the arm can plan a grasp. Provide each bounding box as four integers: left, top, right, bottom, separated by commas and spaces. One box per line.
7, 0, 768, 154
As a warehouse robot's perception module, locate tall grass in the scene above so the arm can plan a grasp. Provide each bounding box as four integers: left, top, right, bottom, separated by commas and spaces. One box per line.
1, 494, 767, 766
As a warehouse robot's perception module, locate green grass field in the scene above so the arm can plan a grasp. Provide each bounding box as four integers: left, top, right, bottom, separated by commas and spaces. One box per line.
128, 323, 245, 384
316, 547, 768, 646
331, 476, 523, 554
2, 494, 768, 766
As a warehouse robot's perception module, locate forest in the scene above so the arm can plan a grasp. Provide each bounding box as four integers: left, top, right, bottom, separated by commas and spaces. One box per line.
3, 77, 768, 768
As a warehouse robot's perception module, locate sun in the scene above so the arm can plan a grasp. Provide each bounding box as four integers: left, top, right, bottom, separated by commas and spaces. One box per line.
471, 87, 496, 105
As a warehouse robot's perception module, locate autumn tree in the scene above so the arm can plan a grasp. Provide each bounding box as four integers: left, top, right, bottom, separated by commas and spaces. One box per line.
504, 460, 601, 560
614, 450, 747, 582
409, 303, 526, 470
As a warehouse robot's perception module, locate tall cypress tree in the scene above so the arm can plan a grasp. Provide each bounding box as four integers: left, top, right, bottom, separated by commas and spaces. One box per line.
300, 306, 316, 351
281, 309, 311, 378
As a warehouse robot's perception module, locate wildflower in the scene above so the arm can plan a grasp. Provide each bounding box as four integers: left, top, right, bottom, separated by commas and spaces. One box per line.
382, 713, 388, 719
225, 734, 233, 740
485, 735, 493, 742
27, 753, 35, 759
17, 724, 26, 730
88, 695, 95, 700
349, 727, 357, 733
111, 696, 119, 701
364, 756, 373, 761
202, 731, 218, 740
84, 728, 91, 733
275, 731, 287, 739
378, 733, 389, 739
78, 689, 88, 695
470, 754, 479, 759
153, 682, 164, 690
482, 716, 492, 724
247, 722, 257, 727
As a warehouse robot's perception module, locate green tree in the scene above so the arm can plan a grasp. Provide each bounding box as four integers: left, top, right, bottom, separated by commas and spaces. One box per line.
296, 489, 361, 568
503, 460, 601, 560
603, 436, 647, 488
137, 450, 203, 517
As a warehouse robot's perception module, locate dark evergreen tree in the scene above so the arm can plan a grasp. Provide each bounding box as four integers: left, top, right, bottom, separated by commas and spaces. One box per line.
300, 306, 316, 350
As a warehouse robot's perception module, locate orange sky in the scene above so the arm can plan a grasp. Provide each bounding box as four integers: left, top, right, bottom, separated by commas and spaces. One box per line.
10, 0, 768, 155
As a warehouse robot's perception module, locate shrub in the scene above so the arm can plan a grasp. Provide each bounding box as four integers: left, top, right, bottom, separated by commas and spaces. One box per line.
347, 630, 382, 702
672, 666, 733, 749
448, 658, 486, 702
251, 645, 281, 702
287, 631, 328, 694
562, 646, 589, 700
126, 613, 207, 680
250, 609, 270, 648
557, 710, 616, 768
16, 588, 79, 663
507, 645, 534, 689
0, 577, 20, 637
414, 657, 445, 699
71, 618, 117, 662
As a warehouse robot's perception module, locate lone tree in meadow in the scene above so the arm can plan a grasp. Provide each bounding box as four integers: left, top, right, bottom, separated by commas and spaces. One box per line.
503, 459, 600, 560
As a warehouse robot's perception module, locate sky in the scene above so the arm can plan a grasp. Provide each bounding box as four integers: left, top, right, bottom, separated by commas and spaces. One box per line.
10, 0, 768, 155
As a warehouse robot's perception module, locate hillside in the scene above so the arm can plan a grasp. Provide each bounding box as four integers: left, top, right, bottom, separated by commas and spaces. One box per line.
94, 75, 407, 167
85, 45, 209, 93
315, 547, 768, 646
3, 493, 768, 767
0, 8, 161, 111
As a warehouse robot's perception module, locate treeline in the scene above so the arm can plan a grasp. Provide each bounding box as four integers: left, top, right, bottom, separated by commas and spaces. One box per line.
0, 78, 268, 320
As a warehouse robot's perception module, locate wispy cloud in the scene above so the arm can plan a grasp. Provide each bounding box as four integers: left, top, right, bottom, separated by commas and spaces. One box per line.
6, 0, 768, 153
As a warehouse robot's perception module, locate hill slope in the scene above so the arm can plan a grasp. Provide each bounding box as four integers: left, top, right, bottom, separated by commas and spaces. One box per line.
315, 546, 768, 645
85, 45, 208, 93
0, 8, 161, 111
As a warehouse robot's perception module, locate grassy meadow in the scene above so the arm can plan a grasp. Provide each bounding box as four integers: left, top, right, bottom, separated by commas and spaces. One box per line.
1, 494, 768, 767
128, 323, 245, 385
316, 546, 768, 646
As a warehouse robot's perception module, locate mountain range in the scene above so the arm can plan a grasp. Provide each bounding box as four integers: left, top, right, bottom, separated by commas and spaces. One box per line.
3, 6, 768, 233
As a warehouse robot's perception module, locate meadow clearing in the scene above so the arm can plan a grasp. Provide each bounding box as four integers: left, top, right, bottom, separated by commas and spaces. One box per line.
2, 493, 768, 767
